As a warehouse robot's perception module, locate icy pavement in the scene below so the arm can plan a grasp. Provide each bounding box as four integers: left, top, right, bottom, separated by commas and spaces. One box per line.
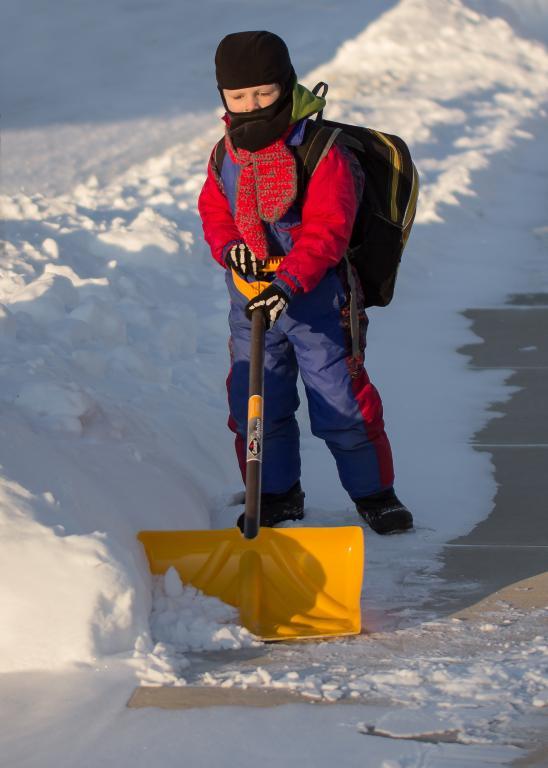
129, 568, 547, 757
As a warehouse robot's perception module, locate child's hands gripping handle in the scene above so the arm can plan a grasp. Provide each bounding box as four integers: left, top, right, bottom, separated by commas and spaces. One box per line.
225, 242, 261, 277
245, 279, 294, 330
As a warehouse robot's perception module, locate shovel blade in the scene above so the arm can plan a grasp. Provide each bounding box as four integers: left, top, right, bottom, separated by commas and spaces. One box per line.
138, 526, 364, 640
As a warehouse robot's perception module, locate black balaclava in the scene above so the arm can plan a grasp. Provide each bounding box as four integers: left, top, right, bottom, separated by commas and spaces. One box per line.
215, 31, 296, 152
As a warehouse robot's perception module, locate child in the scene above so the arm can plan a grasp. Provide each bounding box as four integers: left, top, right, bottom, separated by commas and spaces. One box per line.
198, 31, 413, 535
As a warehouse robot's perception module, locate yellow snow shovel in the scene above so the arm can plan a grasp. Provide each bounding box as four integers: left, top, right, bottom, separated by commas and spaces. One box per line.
138, 309, 364, 640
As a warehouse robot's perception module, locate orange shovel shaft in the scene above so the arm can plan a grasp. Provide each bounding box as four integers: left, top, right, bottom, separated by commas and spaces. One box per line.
244, 310, 265, 539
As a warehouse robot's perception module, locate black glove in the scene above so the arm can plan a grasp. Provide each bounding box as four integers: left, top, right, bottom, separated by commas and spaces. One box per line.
245, 280, 293, 330
225, 242, 261, 277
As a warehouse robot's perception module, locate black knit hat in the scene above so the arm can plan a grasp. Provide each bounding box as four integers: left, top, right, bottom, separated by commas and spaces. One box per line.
215, 31, 295, 90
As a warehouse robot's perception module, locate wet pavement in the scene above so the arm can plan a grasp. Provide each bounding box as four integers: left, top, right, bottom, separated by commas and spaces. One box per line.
434, 292, 548, 610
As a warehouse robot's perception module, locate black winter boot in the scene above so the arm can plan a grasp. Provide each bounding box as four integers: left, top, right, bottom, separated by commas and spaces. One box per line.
354, 488, 413, 534
237, 481, 305, 532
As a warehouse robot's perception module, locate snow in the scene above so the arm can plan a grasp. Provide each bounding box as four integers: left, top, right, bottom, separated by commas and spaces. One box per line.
1, 0, 548, 765
307, 0, 548, 227
147, 570, 258, 654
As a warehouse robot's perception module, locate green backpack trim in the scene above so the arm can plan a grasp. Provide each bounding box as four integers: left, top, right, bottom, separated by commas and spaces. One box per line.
290, 82, 326, 124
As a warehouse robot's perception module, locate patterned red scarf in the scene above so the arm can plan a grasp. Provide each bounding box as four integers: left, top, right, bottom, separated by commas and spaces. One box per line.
224, 129, 297, 261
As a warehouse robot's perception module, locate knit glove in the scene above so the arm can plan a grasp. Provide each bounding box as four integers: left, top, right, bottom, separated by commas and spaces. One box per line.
225, 242, 261, 277
245, 279, 294, 330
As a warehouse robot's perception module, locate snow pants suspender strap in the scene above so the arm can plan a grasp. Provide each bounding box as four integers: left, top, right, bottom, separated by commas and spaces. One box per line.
345, 253, 361, 359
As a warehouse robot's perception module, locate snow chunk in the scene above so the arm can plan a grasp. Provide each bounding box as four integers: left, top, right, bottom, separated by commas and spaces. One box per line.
95, 208, 181, 266
360, 709, 459, 742
533, 691, 548, 708
42, 238, 59, 259
42, 263, 109, 290
0, 193, 41, 220
16, 381, 96, 434
164, 567, 184, 598
9, 273, 79, 323
149, 575, 259, 653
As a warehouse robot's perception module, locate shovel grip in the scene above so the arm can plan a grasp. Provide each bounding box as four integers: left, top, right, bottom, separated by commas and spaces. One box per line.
244, 310, 265, 539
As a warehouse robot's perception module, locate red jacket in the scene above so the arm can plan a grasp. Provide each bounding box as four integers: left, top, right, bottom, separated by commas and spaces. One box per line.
198, 140, 358, 294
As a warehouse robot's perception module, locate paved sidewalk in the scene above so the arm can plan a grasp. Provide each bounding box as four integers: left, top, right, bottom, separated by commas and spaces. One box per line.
436, 292, 548, 607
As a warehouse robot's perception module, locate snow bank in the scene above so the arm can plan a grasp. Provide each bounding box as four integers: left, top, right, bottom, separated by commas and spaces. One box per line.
0, 132, 235, 670
307, 0, 548, 223
0, 479, 146, 669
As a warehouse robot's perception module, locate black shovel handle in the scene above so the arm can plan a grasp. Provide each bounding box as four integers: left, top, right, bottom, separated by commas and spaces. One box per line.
243, 310, 266, 539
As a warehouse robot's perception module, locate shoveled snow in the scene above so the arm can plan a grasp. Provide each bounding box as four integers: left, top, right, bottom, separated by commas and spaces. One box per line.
131, 569, 259, 687
148, 569, 257, 653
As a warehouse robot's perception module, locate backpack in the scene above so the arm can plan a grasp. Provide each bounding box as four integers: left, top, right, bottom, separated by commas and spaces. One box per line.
295, 82, 419, 308
213, 82, 419, 308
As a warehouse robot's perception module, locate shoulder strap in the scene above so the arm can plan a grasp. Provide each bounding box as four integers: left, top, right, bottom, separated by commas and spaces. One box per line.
212, 139, 226, 175
303, 125, 342, 175
294, 122, 343, 200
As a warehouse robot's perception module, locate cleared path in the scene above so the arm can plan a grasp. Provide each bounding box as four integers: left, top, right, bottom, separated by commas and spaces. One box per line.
434, 291, 548, 610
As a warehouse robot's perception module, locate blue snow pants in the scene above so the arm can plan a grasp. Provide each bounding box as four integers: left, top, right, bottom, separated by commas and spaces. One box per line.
226, 264, 395, 499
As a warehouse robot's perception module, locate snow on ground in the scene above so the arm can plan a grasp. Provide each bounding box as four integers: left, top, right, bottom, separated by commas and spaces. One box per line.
0, 120, 236, 669
1, 0, 548, 765
0, 0, 400, 197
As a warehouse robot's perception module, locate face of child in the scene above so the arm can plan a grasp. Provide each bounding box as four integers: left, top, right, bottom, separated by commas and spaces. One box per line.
222, 83, 281, 113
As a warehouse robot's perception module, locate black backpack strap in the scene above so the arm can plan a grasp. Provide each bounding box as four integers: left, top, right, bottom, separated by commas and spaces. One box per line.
212, 138, 226, 175
208, 138, 227, 191
304, 125, 343, 175
311, 81, 328, 122
311, 81, 328, 98
294, 122, 343, 202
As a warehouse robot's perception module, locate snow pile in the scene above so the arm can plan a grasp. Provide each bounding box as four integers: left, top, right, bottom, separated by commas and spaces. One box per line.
132, 569, 259, 686
0, 129, 234, 671
0, 478, 147, 669
149, 568, 257, 652
308, 0, 548, 223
